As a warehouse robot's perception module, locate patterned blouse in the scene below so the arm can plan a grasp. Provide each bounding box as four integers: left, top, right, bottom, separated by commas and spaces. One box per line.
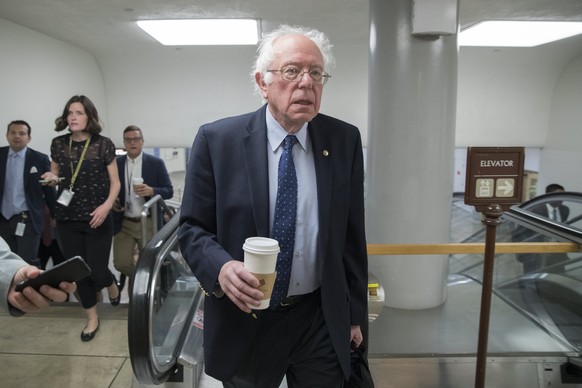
50, 133, 116, 222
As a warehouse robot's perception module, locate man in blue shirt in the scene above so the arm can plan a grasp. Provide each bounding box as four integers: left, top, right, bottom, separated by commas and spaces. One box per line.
0, 120, 57, 267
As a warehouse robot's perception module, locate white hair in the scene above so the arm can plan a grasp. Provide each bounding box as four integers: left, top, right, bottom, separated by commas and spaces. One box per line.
251, 25, 335, 95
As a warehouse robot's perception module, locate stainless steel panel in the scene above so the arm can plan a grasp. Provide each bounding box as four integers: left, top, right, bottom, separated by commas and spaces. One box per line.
368, 357, 577, 388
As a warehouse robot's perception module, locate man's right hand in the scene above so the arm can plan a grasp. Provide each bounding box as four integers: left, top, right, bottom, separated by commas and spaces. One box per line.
218, 261, 263, 313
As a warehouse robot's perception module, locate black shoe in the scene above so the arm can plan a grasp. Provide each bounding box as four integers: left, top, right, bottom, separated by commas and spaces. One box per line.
109, 281, 121, 307
81, 320, 99, 342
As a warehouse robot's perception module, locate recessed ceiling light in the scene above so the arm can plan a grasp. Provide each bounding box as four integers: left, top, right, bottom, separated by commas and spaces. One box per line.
459, 21, 582, 47
136, 19, 259, 46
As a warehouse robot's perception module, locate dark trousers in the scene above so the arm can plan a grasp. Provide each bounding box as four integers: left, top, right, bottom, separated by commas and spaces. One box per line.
518, 252, 568, 274
56, 217, 116, 309
223, 290, 344, 388
38, 238, 66, 270
0, 213, 41, 267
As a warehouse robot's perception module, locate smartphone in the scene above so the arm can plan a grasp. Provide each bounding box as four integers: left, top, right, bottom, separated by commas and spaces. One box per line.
15, 256, 91, 292
38, 177, 65, 183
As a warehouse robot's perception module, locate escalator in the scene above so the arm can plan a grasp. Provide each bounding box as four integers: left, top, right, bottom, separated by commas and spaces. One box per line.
451, 191, 582, 353
129, 192, 582, 387
129, 214, 205, 386
368, 192, 582, 387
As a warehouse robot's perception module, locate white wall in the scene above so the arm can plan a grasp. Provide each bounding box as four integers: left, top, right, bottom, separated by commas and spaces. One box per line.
0, 18, 106, 156
538, 56, 582, 193
98, 38, 368, 148
456, 40, 582, 195
1, 15, 581, 196
456, 46, 574, 147
99, 46, 260, 149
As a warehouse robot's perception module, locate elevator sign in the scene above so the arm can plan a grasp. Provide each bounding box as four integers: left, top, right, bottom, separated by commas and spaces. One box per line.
464, 147, 525, 211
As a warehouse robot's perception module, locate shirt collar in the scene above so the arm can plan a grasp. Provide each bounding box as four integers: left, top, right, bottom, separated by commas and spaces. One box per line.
266, 107, 308, 152
9, 147, 27, 158
127, 152, 143, 162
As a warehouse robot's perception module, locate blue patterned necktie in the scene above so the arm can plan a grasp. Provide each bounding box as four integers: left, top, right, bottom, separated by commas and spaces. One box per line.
270, 135, 298, 308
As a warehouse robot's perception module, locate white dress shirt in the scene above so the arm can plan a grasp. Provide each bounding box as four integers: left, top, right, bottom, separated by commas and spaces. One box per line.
266, 109, 320, 296
124, 152, 145, 218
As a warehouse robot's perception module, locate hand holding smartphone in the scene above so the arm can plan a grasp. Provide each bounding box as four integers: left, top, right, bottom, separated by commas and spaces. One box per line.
39, 177, 65, 183
15, 256, 91, 292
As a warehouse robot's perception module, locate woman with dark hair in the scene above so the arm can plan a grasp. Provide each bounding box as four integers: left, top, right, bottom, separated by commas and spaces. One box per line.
41, 95, 121, 342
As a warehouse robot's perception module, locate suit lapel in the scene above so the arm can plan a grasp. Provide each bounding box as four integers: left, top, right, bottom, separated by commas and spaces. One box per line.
118, 155, 127, 201
0, 148, 6, 202
242, 107, 270, 237
141, 154, 150, 182
23, 149, 32, 190
308, 117, 332, 263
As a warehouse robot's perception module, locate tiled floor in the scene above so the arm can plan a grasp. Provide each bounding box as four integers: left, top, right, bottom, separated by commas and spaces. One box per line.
0, 284, 241, 388
0, 294, 292, 388
0, 301, 133, 388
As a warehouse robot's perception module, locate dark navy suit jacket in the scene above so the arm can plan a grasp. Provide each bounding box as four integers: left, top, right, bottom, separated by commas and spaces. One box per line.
113, 152, 173, 235
531, 202, 569, 221
0, 146, 56, 234
178, 105, 368, 380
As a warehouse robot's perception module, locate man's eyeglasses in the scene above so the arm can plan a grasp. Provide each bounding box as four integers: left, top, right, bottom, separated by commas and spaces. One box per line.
123, 137, 143, 144
267, 66, 331, 85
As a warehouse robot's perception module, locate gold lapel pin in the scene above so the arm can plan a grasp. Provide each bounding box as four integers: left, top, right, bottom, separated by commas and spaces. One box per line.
323, 150, 329, 157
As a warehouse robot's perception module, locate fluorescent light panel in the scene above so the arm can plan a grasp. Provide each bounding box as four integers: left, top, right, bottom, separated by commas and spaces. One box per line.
460, 21, 582, 47
137, 19, 259, 45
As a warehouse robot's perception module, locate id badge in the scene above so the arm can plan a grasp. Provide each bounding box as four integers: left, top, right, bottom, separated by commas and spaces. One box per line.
15, 222, 26, 236
125, 201, 132, 212
57, 189, 75, 207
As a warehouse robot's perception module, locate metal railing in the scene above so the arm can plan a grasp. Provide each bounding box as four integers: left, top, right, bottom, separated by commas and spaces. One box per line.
139, 195, 181, 248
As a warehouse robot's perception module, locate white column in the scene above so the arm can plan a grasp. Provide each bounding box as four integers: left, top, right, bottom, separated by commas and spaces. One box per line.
366, 0, 458, 309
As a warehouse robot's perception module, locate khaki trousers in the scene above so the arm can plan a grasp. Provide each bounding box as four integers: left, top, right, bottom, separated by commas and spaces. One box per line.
113, 218, 154, 277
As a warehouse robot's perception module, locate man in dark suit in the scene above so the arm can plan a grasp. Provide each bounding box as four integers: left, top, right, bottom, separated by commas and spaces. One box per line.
0, 120, 56, 266
515, 183, 570, 273
178, 25, 368, 387
530, 183, 569, 222
113, 125, 173, 295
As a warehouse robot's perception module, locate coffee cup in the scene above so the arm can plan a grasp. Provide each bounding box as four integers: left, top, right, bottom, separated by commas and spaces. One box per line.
132, 177, 144, 196
243, 237, 280, 310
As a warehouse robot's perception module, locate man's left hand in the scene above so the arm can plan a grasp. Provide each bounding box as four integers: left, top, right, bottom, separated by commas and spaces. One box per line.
350, 325, 363, 348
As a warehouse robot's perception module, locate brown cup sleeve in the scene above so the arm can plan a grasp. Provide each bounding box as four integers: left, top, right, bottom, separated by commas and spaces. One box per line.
250, 271, 277, 299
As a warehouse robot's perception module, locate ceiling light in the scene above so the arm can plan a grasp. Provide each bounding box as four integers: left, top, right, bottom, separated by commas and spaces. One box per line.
136, 19, 259, 46
459, 21, 582, 47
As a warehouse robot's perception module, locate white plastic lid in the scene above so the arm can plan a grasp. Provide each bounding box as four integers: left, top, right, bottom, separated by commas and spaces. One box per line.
243, 237, 280, 254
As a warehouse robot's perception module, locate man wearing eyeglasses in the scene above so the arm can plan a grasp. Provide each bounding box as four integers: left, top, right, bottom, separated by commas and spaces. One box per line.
112, 125, 173, 296
179, 25, 368, 387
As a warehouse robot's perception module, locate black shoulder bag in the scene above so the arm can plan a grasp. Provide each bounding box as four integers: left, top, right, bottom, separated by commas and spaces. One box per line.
346, 345, 375, 388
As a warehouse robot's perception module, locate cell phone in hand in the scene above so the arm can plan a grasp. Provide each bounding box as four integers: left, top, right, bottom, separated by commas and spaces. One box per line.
38, 177, 65, 183
15, 256, 91, 292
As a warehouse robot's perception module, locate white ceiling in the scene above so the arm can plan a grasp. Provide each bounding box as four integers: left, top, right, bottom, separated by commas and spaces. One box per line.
1, 0, 582, 58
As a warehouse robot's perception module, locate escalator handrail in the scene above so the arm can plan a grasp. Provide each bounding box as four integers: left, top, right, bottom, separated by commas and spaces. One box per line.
128, 212, 186, 384
459, 191, 582, 244
506, 206, 582, 244
517, 191, 582, 209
